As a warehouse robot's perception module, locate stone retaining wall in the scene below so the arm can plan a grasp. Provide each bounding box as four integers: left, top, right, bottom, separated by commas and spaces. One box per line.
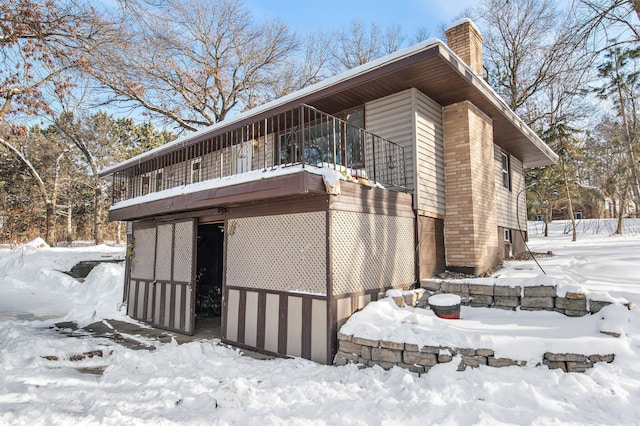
419, 279, 614, 316
334, 333, 615, 374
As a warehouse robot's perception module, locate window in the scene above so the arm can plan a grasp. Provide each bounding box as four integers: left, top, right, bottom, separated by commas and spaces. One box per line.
141, 174, 151, 196
276, 106, 365, 168
235, 142, 252, 174
155, 169, 163, 192
191, 158, 201, 183
278, 120, 339, 166
575, 212, 583, 220
503, 229, 512, 242
344, 109, 364, 168
141, 170, 163, 196
501, 152, 511, 191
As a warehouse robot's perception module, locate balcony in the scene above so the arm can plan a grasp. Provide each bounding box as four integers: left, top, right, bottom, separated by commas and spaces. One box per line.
108, 104, 407, 206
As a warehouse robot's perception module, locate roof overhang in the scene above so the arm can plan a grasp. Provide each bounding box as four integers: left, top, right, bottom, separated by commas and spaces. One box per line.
100, 39, 557, 177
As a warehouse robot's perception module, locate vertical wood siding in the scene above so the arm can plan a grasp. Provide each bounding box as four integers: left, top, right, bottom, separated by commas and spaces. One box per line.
126, 220, 196, 335
224, 288, 329, 363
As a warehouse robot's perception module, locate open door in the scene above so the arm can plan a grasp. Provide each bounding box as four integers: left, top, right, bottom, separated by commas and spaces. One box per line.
127, 218, 197, 335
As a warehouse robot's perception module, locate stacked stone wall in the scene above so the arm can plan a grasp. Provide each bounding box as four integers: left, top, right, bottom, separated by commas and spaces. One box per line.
334, 285, 626, 373
419, 279, 614, 316
335, 332, 615, 374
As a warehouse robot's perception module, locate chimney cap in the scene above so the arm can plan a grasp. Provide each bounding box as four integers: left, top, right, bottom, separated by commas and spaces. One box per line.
444, 18, 482, 36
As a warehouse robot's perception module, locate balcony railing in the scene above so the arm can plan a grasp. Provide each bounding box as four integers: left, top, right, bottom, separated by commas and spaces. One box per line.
109, 104, 407, 205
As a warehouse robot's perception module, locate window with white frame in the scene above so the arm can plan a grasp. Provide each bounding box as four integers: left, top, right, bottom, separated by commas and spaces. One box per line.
191, 158, 201, 183
501, 152, 511, 191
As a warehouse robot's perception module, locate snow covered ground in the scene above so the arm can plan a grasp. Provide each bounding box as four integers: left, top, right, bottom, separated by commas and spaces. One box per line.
1, 220, 640, 425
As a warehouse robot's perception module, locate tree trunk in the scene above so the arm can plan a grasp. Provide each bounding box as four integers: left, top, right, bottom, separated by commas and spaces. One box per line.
616, 196, 624, 234
94, 182, 104, 245
544, 206, 552, 237
66, 205, 73, 243
0, 137, 63, 247
632, 0, 640, 23
560, 159, 577, 241
613, 64, 640, 214
45, 202, 56, 246
115, 221, 122, 245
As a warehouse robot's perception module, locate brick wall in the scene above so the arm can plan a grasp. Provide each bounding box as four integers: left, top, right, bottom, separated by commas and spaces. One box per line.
445, 20, 483, 76
443, 101, 499, 274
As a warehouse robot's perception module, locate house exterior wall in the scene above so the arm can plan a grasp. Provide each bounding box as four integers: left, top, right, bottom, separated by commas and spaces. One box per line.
223, 209, 331, 364
495, 148, 526, 231
415, 90, 445, 217
443, 100, 499, 274
416, 215, 446, 278
224, 288, 329, 363
330, 210, 415, 296
366, 88, 445, 278
365, 88, 445, 216
219, 181, 415, 364
225, 211, 327, 295
365, 89, 415, 193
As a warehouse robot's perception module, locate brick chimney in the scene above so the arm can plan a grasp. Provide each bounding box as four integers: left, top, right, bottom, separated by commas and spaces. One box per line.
444, 19, 483, 76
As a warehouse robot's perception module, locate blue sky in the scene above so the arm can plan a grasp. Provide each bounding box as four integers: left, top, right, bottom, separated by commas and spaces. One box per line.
245, 0, 478, 40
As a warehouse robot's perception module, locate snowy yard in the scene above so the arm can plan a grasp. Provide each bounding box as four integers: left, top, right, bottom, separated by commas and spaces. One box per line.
1, 220, 640, 425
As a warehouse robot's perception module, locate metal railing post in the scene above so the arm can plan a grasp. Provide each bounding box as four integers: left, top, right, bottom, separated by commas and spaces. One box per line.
300, 105, 305, 168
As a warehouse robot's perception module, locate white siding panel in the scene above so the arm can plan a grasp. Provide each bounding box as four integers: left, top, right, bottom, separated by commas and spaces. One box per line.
287, 296, 302, 357
244, 291, 259, 347
495, 148, 526, 229
365, 90, 415, 192
310, 299, 327, 363
415, 90, 445, 215
264, 294, 280, 353
226, 289, 240, 341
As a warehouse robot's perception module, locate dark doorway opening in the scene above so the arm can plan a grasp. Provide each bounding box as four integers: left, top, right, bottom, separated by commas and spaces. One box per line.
195, 223, 224, 335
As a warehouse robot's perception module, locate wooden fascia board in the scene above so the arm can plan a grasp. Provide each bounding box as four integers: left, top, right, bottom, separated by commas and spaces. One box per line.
108, 171, 327, 222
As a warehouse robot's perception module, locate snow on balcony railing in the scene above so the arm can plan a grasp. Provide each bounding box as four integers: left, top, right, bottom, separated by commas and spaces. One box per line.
109, 104, 406, 205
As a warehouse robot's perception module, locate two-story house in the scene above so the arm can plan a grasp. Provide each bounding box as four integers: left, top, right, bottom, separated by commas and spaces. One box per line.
99, 19, 557, 364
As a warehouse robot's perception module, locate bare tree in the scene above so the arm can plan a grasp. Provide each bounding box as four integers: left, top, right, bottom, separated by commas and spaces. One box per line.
0, 124, 70, 245
595, 47, 640, 215
576, 0, 640, 48
0, 0, 107, 245
480, 0, 589, 124
584, 118, 633, 233
55, 113, 106, 245
330, 20, 406, 72
84, 0, 299, 131
256, 31, 333, 102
